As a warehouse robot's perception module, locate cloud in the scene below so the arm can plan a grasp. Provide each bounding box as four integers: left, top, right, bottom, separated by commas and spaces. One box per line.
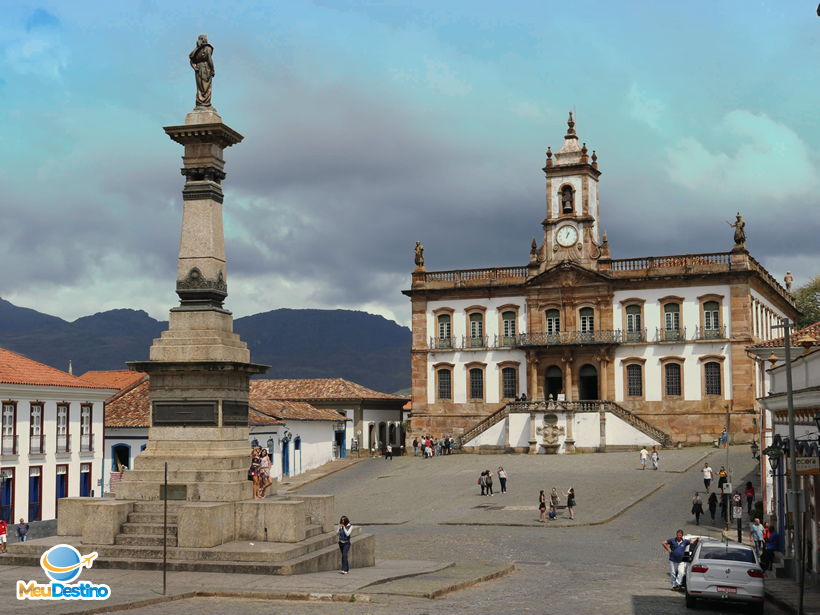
665, 110, 817, 200
627, 82, 664, 130
2, 8, 67, 78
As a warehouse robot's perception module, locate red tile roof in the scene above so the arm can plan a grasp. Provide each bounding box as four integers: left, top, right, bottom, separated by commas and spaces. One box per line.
250, 378, 407, 402
79, 370, 145, 390
0, 347, 116, 389
251, 399, 345, 422
747, 321, 820, 349
105, 379, 151, 427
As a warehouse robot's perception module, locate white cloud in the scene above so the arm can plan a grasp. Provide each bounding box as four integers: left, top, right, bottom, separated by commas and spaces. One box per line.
665, 110, 817, 200
627, 83, 664, 130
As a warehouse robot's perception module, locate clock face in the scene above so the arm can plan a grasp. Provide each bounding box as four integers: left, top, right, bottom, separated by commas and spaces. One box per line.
556, 225, 578, 247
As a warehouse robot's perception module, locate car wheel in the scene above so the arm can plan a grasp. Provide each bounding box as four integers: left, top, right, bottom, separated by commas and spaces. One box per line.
684, 591, 697, 609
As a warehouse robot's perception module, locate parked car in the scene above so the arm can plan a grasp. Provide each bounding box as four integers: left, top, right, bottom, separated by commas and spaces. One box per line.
684, 539, 764, 614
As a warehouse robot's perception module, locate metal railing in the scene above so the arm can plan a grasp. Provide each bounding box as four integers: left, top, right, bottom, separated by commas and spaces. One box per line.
694, 325, 727, 340
657, 327, 686, 342
429, 336, 457, 350
29, 434, 45, 455
1, 434, 18, 456
623, 328, 648, 343
80, 433, 93, 452
516, 330, 622, 346
55, 434, 71, 454
495, 334, 520, 348
464, 335, 489, 349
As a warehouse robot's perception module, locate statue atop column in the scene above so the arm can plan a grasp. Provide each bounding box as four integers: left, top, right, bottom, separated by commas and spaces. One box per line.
414, 241, 425, 270
784, 271, 794, 293
727, 212, 746, 247
190, 34, 215, 108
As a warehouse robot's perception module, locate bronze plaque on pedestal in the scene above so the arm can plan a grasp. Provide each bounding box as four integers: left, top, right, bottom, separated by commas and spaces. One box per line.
153, 401, 217, 425
222, 400, 249, 425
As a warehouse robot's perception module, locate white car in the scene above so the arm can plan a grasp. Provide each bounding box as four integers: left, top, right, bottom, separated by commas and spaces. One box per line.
684, 539, 765, 613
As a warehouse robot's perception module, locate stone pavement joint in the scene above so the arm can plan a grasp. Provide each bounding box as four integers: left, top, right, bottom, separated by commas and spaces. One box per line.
278, 456, 366, 493
364, 562, 516, 599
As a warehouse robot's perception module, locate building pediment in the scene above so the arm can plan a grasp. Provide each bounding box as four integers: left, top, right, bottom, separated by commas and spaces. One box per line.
524, 260, 611, 289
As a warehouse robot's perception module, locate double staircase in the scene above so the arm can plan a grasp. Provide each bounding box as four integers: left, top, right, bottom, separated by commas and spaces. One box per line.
459, 399, 671, 449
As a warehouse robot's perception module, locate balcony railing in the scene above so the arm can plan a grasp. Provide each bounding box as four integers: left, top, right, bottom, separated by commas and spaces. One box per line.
464, 335, 489, 349
623, 328, 648, 343
55, 434, 71, 454
1, 434, 18, 456
430, 336, 458, 350
694, 325, 727, 340
657, 327, 687, 342
29, 434, 45, 455
516, 330, 622, 346
80, 433, 93, 452
495, 334, 520, 348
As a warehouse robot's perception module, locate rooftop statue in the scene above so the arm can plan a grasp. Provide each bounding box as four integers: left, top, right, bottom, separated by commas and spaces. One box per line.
728, 212, 746, 246
190, 34, 215, 108
414, 241, 425, 269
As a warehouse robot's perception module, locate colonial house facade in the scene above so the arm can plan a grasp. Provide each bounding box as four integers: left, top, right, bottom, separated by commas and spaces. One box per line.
0, 349, 112, 523
404, 114, 799, 451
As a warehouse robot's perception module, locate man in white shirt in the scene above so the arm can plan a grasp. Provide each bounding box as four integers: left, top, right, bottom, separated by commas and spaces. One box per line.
640, 447, 649, 470
702, 463, 714, 493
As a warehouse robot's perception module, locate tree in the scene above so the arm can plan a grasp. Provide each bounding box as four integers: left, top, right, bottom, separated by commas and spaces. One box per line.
794, 275, 820, 328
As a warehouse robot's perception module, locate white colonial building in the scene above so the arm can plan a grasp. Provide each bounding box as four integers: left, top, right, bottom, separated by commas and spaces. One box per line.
405, 113, 798, 452
0, 349, 112, 523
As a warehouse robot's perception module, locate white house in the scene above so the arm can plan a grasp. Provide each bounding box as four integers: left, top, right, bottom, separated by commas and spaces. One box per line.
0, 349, 112, 523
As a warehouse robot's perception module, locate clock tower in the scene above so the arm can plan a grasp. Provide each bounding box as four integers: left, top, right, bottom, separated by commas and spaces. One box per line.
536, 112, 604, 271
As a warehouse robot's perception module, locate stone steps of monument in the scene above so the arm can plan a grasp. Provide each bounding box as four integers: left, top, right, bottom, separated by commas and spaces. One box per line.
115, 533, 178, 547
128, 512, 179, 523
304, 523, 323, 539
122, 468, 250, 482
120, 522, 179, 536
133, 501, 187, 513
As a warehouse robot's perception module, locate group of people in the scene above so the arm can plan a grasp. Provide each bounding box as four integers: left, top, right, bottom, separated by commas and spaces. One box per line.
413, 435, 455, 457
750, 517, 779, 571
638, 446, 661, 470
248, 445, 273, 499
0, 518, 29, 552
538, 486, 576, 522
477, 467, 508, 496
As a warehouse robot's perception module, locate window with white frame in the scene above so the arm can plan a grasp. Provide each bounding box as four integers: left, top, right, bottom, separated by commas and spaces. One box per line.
437, 314, 451, 341
469, 313, 484, 344
580, 307, 594, 333
56, 404, 69, 452
546, 309, 560, 336
80, 404, 93, 452
626, 305, 642, 341
501, 311, 517, 343
664, 303, 681, 330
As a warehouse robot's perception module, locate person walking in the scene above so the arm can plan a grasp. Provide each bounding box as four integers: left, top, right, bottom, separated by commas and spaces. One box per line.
761, 522, 778, 572
497, 467, 508, 494
338, 516, 353, 574
257, 448, 273, 498
707, 492, 718, 522
691, 492, 704, 525
385, 443, 393, 460
16, 518, 29, 543
717, 466, 728, 491
750, 517, 764, 558
639, 447, 649, 470
0, 518, 7, 553
549, 487, 560, 519
651, 447, 660, 471
538, 490, 547, 523
485, 469, 494, 496
662, 530, 698, 590
565, 487, 576, 520
701, 463, 714, 493
745, 481, 755, 515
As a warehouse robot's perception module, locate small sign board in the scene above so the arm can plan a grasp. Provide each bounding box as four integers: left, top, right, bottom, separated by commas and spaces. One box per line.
732, 506, 743, 520
160, 484, 187, 500
797, 456, 820, 476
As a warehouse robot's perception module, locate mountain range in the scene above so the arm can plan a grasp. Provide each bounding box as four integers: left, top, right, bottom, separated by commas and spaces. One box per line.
0, 298, 411, 394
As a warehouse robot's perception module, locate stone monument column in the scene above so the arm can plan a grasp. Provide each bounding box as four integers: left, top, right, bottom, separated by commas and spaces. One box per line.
121, 62, 268, 503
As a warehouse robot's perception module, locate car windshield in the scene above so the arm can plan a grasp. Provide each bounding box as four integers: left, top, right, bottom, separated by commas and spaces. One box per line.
698, 546, 756, 563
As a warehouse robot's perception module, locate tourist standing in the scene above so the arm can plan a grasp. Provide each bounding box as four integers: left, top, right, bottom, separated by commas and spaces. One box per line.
16, 518, 28, 543
745, 481, 755, 514
750, 518, 764, 557
485, 469, 494, 496
478, 471, 487, 496
565, 487, 576, 520
338, 516, 353, 574
651, 447, 660, 470
720, 428, 728, 448
497, 467, 508, 493
385, 443, 393, 460
257, 449, 272, 498
538, 490, 547, 523
707, 492, 718, 522
412, 438, 419, 457
0, 518, 7, 553
639, 447, 649, 470
702, 463, 714, 493
691, 492, 704, 525
549, 487, 560, 519
761, 522, 778, 572
248, 446, 261, 499
662, 530, 698, 590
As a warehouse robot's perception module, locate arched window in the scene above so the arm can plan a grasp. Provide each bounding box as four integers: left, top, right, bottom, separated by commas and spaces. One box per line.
501, 367, 517, 399
665, 363, 682, 397
560, 185, 574, 214
704, 362, 721, 396
437, 314, 452, 348
469, 313, 484, 347
469, 368, 484, 400
437, 369, 452, 400
703, 301, 720, 338
579, 307, 594, 333
663, 302, 682, 341
546, 309, 560, 338
501, 311, 517, 344
625, 305, 642, 341
626, 364, 643, 397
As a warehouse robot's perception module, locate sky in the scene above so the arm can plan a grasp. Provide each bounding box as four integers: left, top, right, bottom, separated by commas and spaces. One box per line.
1, 1, 818, 327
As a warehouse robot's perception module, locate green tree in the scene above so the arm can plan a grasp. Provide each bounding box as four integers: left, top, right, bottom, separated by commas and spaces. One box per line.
794, 275, 820, 328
